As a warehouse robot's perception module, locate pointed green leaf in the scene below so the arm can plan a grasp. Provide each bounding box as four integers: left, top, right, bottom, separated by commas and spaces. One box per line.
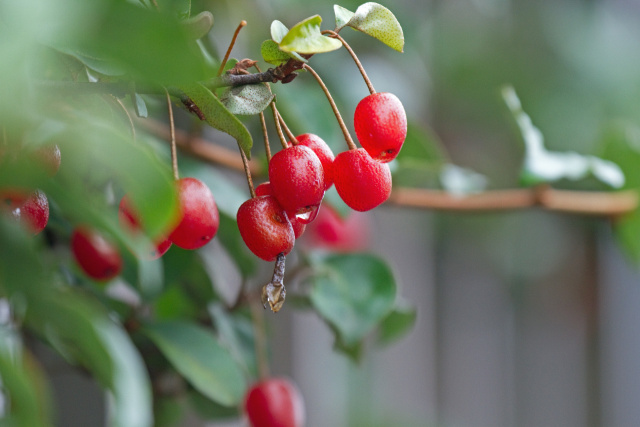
310, 253, 396, 353
220, 83, 274, 115
279, 15, 342, 55
181, 11, 214, 39
271, 20, 289, 43
376, 305, 417, 346
179, 82, 253, 158
142, 321, 246, 407
346, 2, 404, 52
261, 39, 292, 66
334, 5, 355, 31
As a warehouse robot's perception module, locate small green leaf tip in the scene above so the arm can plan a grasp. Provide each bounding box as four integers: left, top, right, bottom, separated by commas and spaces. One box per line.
279, 15, 342, 54
343, 2, 405, 52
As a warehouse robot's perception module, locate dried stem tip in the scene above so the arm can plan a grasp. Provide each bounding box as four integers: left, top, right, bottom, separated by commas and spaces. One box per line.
261, 253, 286, 312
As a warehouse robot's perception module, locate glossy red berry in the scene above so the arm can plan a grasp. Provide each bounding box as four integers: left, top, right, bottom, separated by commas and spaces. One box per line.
0, 189, 49, 234
244, 378, 305, 427
333, 148, 392, 212
237, 195, 295, 262
304, 204, 370, 252
268, 145, 324, 222
354, 92, 407, 163
119, 196, 172, 259
169, 177, 219, 250
288, 134, 335, 190
71, 227, 123, 281
254, 182, 306, 239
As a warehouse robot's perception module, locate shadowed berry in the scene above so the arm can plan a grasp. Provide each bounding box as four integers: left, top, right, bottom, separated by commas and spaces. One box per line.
71, 227, 123, 281
169, 177, 220, 250
244, 378, 305, 427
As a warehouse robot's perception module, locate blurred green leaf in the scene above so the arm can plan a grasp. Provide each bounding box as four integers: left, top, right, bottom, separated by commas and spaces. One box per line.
343, 2, 405, 53
375, 305, 417, 346
158, 0, 191, 19
188, 391, 240, 421
133, 93, 148, 118
153, 396, 185, 427
161, 246, 217, 306
220, 83, 274, 116
142, 320, 246, 407
503, 85, 625, 188
310, 253, 396, 357
179, 82, 253, 158
334, 5, 355, 31
216, 213, 257, 278
181, 11, 214, 39
261, 40, 293, 66
209, 304, 257, 378
393, 122, 448, 187
279, 15, 342, 55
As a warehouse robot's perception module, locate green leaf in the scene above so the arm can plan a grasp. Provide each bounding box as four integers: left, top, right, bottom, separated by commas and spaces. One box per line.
133, 93, 148, 118
181, 11, 214, 39
345, 2, 405, 53
261, 40, 294, 66
189, 391, 240, 420
393, 122, 449, 187
209, 304, 257, 378
334, 5, 355, 31
310, 253, 397, 355
502, 85, 625, 188
161, 247, 217, 307
279, 15, 342, 55
375, 305, 417, 346
158, 0, 191, 19
179, 82, 253, 158
220, 84, 275, 116
142, 321, 246, 407
270, 20, 289, 43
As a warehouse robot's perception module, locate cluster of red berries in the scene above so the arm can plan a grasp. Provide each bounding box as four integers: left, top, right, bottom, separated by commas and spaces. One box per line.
237, 91, 406, 262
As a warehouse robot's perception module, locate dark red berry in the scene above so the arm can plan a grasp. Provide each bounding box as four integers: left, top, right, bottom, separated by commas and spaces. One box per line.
304, 204, 370, 252
0, 188, 49, 234
287, 134, 335, 190
268, 145, 324, 221
71, 227, 123, 281
253, 182, 306, 239
354, 92, 407, 163
244, 378, 305, 427
119, 195, 172, 259
237, 195, 295, 262
333, 148, 392, 212
169, 177, 220, 250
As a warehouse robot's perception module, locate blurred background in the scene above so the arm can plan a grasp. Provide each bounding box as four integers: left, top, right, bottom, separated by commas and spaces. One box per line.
34, 0, 640, 426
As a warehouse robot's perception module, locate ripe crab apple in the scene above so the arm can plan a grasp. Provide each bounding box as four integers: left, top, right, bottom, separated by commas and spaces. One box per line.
169, 177, 220, 250
333, 148, 392, 212
304, 204, 370, 252
71, 227, 123, 281
354, 92, 407, 163
237, 195, 295, 262
119, 195, 172, 259
0, 188, 49, 234
255, 182, 306, 239
268, 145, 324, 223
287, 134, 335, 190
244, 378, 305, 427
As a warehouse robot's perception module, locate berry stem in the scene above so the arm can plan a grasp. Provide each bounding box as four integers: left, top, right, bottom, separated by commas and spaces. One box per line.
276, 110, 298, 146
239, 144, 256, 198
259, 112, 272, 162
249, 290, 270, 380
217, 20, 247, 77
323, 30, 376, 95
165, 89, 179, 180
303, 64, 357, 151
271, 104, 289, 150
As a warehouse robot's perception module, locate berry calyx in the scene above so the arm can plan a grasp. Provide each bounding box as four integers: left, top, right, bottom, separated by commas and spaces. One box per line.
354, 92, 407, 163
244, 378, 305, 427
268, 145, 325, 222
333, 148, 392, 212
254, 182, 306, 239
287, 134, 335, 190
118, 195, 172, 259
237, 195, 295, 262
71, 227, 123, 281
304, 204, 370, 252
169, 177, 220, 250
0, 188, 49, 234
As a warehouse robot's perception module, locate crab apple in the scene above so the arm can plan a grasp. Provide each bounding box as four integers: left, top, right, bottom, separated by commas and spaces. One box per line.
254, 182, 306, 239
333, 148, 392, 212
71, 227, 123, 281
354, 92, 407, 163
268, 145, 324, 223
287, 134, 335, 190
304, 204, 370, 252
118, 196, 172, 259
0, 188, 49, 234
244, 378, 305, 427
169, 177, 219, 250
237, 195, 295, 262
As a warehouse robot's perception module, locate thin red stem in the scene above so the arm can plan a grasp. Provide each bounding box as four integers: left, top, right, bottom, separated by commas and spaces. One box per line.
276, 110, 298, 145
323, 30, 376, 95
271, 104, 289, 150
259, 112, 272, 162
239, 145, 256, 198
165, 89, 179, 180
217, 21, 247, 77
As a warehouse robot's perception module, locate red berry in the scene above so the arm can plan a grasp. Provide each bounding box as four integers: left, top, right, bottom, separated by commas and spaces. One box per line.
244, 378, 305, 427
0, 188, 49, 234
253, 182, 306, 239
354, 92, 407, 163
71, 227, 123, 281
268, 145, 325, 221
237, 195, 295, 262
34, 144, 61, 176
304, 204, 370, 252
119, 196, 172, 259
169, 177, 220, 250
333, 148, 392, 212
288, 134, 335, 190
